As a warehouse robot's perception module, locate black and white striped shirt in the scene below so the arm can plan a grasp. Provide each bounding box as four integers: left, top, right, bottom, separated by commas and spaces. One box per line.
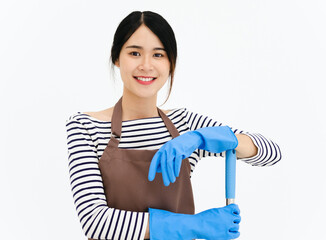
65, 107, 281, 239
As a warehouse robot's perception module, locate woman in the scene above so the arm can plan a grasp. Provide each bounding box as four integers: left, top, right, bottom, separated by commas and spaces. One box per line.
65, 11, 282, 239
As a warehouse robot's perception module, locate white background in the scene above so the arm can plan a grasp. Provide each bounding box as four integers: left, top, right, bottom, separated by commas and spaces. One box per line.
1, 0, 325, 239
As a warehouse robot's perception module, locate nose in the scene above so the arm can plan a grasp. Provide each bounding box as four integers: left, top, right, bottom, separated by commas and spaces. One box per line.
138, 55, 153, 71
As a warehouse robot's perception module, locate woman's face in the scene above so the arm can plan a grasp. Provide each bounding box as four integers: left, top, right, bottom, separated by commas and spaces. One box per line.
115, 24, 170, 99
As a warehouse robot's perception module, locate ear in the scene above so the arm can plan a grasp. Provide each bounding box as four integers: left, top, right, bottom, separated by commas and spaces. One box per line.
114, 60, 120, 68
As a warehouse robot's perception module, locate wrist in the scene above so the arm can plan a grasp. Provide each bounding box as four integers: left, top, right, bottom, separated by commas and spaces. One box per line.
235, 134, 257, 158
188, 130, 205, 149
194, 126, 238, 152
149, 208, 196, 240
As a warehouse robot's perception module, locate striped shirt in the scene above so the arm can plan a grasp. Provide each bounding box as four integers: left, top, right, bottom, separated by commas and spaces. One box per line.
65, 107, 281, 239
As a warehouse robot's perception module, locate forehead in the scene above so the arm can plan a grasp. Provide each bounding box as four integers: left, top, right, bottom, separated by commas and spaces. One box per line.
124, 24, 164, 49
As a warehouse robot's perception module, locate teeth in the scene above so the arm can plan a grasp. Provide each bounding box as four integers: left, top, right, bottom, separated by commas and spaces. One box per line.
135, 77, 155, 82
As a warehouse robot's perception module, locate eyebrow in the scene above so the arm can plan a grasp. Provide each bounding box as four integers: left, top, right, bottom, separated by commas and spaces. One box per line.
125, 45, 166, 51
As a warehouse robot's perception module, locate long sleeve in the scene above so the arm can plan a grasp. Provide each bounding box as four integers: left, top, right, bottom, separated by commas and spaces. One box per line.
65, 116, 148, 240
180, 108, 282, 167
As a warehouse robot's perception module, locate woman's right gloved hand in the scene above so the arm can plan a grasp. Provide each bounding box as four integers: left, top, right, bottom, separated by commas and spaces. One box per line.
149, 204, 241, 240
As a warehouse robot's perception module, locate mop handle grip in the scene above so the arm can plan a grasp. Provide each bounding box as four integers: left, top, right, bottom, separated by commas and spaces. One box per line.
225, 149, 236, 202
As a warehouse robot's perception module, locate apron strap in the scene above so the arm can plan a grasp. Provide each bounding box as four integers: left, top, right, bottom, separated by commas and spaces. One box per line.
157, 108, 180, 138
109, 96, 181, 148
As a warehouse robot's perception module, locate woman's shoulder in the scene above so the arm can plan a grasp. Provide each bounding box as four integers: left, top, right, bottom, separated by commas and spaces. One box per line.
82, 108, 184, 122
82, 107, 114, 122
65, 108, 113, 126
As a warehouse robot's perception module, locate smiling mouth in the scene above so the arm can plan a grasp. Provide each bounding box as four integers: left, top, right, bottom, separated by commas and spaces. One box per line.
134, 76, 157, 82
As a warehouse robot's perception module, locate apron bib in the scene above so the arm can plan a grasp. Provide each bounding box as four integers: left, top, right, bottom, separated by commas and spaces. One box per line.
88, 96, 195, 239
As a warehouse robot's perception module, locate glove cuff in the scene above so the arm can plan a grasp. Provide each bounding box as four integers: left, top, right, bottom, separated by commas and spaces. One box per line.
149, 208, 195, 240
194, 126, 238, 152
228, 126, 239, 149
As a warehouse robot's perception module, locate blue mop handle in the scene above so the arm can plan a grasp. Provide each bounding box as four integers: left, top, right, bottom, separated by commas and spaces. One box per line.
225, 149, 236, 205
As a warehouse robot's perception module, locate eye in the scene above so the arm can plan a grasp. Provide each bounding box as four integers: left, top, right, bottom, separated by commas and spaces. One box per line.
129, 52, 140, 56
154, 53, 164, 58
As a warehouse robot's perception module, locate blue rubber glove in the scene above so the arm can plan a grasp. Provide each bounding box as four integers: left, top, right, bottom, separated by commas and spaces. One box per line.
148, 126, 238, 186
149, 204, 241, 240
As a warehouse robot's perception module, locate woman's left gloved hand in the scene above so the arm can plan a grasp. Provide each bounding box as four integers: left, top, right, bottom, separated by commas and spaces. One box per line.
148, 126, 238, 186
149, 204, 241, 240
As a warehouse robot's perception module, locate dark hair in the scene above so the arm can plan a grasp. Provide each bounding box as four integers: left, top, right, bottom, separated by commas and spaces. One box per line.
110, 11, 177, 105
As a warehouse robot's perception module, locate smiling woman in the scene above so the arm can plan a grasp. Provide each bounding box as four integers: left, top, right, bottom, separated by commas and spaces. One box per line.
110, 11, 177, 109
65, 10, 281, 240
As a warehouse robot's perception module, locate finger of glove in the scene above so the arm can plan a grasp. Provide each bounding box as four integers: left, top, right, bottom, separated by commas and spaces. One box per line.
233, 214, 241, 224
228, 203, 240, 215
229, 225, 239, 233
166, 156, 176, 183
160, 151, 171, 186
148, 151, 162, 181
174, 154, 183, 178
229, 231, 240, 239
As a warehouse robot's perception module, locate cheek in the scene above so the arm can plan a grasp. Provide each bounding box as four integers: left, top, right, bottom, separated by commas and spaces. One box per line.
119, 64, 135, 79
159, 61, 171, 75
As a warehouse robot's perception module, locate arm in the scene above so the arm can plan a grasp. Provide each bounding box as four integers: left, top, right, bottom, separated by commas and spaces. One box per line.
66, 115, 148, 239
235, 133, 258, 159
182, 108, 282, 166
145, 217, 150, 239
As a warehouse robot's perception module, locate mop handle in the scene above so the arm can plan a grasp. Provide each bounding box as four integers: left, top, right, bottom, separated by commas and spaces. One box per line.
225, 149, 236, 206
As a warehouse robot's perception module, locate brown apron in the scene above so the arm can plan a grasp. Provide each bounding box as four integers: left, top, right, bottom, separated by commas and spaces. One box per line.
89, 96, 195, 240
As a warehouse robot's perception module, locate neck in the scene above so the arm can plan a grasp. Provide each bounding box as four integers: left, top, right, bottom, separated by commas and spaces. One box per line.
121, 90, 159, 121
